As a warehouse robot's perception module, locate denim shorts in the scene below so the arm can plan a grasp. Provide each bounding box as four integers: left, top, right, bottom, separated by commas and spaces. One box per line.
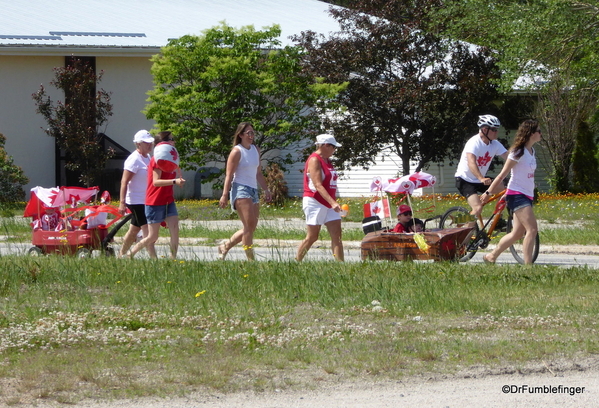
230, 182, 259, 211
506, 193, 533, 213
145, 202, 178, 224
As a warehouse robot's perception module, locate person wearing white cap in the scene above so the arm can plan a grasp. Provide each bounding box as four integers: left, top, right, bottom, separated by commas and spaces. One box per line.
118, 130, 156, 258
127, 131, 186, 260
296, 134, 344, 262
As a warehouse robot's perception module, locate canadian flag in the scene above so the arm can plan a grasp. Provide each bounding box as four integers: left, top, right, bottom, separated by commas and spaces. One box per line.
363, 198, 391, 219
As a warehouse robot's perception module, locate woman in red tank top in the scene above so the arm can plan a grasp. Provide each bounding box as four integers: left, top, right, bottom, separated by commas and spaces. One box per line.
296, 134, 344, 262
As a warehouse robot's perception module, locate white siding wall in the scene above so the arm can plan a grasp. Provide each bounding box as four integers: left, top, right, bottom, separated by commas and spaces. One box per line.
284, 132, 553, 199
284, 142, 462, 198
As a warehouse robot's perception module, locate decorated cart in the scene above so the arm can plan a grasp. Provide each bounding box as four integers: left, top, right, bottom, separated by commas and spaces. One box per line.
23, 186, 131, 257
360, 172, 476, 262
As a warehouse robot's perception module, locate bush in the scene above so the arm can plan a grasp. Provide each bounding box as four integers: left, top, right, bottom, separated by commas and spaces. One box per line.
262, 163, 288, 207
0, 133, 28, 203
571, 120, 599, 193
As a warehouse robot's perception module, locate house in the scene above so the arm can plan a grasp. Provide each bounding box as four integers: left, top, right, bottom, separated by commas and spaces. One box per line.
0, 0, 342, 198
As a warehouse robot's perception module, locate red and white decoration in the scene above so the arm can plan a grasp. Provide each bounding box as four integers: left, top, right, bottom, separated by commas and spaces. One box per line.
154, 143, 179, 173
370, 172, 436, 195
24, 186, 99, 216
365, 172, 437, 226
363, 198, 391, 219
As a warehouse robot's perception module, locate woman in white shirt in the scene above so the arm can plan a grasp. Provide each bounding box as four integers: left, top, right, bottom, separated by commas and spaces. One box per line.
118, 130, 156, 258
218, 123, 271, 260
480, 119, 542, 264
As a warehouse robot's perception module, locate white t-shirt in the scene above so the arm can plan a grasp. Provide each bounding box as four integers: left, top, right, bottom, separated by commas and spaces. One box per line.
232, 144, 259, 189
123, 150, 150, 205
455, 134, 507, 183
506, 148, 536, 198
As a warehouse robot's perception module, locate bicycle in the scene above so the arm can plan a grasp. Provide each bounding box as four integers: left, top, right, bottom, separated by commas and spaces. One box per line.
438, 190, 540, 264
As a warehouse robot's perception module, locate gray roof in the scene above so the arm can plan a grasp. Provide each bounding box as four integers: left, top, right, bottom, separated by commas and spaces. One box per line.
1, 0, 339, 54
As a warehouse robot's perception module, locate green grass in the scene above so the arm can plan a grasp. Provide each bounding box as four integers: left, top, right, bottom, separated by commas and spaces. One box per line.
5, 193, 599, 244
0, 193, 598, 403
1, 256, 599, 404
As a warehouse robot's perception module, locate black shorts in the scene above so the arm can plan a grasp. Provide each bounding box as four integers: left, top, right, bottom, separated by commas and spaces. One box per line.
126, 204, 148, 228
455, 177, 487, 198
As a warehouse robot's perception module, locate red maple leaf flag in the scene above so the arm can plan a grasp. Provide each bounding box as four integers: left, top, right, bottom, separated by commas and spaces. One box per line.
363, 198, 391, 219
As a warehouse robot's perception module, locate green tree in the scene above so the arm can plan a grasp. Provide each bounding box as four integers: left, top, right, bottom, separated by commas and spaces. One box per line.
435, 1, 599, 192
534, 72, 597, 192
32, 58, 113, 187
432, 0, 598, 92
0, 133, 29, 203
293, 0, 502, 174
145, 23, 346, 178
571, 120, 599, 192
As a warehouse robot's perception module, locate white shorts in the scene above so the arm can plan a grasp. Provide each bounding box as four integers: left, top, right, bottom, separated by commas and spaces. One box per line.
302, 196, 341, 226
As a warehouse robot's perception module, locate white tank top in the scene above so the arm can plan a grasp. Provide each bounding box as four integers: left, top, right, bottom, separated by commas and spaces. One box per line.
232, 144, 259, 188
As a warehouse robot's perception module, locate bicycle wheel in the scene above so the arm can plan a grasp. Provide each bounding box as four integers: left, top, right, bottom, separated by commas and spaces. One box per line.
439, 206, 479, 262
507, 215, 540, 264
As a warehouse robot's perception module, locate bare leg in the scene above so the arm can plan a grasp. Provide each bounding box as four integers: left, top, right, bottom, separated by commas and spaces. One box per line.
128, 223, 161, 259
467, 194, 485, 229
141, 224, 157, 258
236, 198, 259, 260
325, 219, 344, 261
485, 206, 537, 264
296, 224, 322, 262
165, 215, 179, 260
219, 198, 258, 260
119, 224, 141, 257
219, 229, 243, 259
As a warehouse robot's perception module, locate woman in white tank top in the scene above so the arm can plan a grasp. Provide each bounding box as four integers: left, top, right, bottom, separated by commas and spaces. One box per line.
218, 122, 272, 260
480, 119, 542, 265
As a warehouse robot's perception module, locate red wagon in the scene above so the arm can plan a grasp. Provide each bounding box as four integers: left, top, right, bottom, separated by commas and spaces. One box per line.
23, 186, 131, 257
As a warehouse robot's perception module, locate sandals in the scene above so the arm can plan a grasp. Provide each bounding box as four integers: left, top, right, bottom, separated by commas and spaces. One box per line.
218, 240, 229, 260
483, 254, 495, 264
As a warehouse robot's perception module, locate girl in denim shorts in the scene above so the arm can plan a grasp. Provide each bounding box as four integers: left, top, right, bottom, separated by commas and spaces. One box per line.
480, 119, 542, 264
218, 122, 271, 260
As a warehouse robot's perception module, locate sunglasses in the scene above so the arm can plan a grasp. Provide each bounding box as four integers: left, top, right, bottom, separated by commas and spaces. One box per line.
400, 212, 413, 216
489, 127, 499, 132
325, 143, 337, 149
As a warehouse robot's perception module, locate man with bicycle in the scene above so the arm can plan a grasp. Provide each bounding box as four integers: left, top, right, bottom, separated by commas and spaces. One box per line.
455, 115, 508, 217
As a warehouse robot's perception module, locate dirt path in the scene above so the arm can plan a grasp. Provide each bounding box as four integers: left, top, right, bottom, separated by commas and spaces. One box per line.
25, 366, 598, 408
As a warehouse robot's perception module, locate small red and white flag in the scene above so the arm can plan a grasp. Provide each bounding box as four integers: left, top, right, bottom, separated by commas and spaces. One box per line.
363, 198, 391, 219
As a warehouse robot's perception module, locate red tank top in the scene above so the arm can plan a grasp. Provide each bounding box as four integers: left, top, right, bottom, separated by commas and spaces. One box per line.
145, 156, 176, 206
303, 153, 337, 208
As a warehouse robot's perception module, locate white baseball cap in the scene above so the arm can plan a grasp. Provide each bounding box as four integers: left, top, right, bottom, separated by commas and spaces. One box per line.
315, 134, 341, 147
133, 130, 154, 143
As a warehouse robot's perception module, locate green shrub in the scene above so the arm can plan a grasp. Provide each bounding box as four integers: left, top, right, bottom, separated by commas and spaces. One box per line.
0, 132, 28, 203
